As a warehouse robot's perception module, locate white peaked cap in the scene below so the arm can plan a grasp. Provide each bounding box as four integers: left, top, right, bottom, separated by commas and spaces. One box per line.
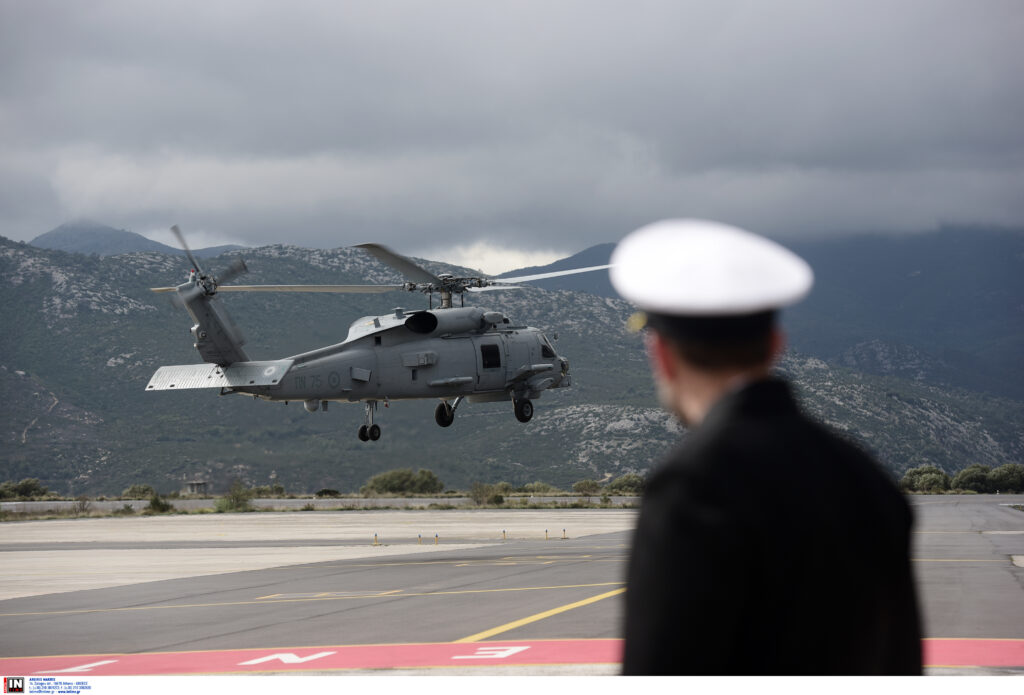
610, 219, 814, 316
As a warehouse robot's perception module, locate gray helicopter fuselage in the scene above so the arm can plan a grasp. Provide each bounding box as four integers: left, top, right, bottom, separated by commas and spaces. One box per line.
233, 306, 569, 406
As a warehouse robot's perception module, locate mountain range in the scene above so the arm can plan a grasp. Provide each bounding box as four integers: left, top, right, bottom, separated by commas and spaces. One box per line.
3, 222, 1022, 496
31, 220, 245, 258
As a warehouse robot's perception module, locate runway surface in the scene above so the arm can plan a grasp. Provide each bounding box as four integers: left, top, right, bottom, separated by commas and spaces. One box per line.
1, 499, 1023, 675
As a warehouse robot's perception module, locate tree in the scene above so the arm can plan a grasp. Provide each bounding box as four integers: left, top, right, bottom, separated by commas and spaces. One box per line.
606, 473, 646, 495
147, 492, 174, 514
361, 468, 444, 495
989, 464, 1024, 493
469, 482, 494, 505
122, 484, 156, 499
216, 478, 254, 512
573, 479, 601, 496
899, 465, 950, 493
951, 464, 993, 493
0, 478, 49, 499
521, 481, 557, 494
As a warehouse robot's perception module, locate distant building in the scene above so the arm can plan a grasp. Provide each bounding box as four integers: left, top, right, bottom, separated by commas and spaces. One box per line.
185, 481, 208, 495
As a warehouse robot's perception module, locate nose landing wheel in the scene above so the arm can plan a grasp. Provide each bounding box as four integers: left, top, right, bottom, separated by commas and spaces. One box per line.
514, 398, 534, 423
435, 402, 455, 427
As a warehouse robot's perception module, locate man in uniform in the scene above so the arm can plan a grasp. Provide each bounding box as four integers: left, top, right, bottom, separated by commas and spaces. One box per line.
610, 219, 921, 675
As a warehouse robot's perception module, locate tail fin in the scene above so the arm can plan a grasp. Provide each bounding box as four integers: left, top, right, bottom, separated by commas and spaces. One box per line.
180, 290, 249, 366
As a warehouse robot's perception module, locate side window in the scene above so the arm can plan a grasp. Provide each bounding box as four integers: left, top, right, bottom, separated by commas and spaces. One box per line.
481, 344, 501, 369
541, 342, 555, 358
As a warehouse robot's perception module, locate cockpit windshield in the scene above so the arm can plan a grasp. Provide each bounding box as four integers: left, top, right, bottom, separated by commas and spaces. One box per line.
541, 335, 556, 359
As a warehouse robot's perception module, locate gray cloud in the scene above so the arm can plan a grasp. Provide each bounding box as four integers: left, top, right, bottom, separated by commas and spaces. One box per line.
1, 0, 1022, 259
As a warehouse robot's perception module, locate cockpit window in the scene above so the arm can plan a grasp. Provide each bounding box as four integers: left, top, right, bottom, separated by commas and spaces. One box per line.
541, 337, 556, 359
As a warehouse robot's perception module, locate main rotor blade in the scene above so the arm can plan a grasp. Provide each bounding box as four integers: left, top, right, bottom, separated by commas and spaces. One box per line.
171, 225, 205, 275
216, 259, 248, 285
217, 284, 406, 293
492, 263, 613, 284
150, 286, 178, 293
467, 285, 525, 292
354, 243, 442, 285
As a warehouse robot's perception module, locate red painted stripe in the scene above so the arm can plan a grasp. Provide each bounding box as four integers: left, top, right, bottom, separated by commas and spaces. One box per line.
0, 640, 623, 675
923, 639, 1024, 668
1, 638, 1020, 675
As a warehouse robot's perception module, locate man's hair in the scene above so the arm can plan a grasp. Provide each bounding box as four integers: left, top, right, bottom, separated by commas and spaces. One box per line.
646, 310, 776, 370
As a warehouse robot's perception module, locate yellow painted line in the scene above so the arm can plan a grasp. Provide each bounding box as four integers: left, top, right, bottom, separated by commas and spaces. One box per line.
0, 582, 623, 618
912, 559, 1006, 563
335, 555, 625, 569
454, 587, 627, 643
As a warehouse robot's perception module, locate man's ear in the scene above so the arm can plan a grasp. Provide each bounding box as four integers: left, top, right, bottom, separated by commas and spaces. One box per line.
645, 331, 678, 381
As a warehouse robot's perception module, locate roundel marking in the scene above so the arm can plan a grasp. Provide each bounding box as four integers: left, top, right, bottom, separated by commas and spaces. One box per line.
263, 366, 277, 376
328, 371, 341, 388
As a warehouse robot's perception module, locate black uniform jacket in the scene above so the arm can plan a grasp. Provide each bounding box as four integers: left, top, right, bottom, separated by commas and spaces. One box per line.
622, 378, 921, 675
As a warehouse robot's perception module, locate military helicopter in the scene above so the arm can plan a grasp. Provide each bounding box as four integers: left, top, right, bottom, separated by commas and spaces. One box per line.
146, 227, 611, 441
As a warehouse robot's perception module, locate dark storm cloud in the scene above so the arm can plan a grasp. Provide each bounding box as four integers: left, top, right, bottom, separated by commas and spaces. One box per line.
1, 0, 1022, 259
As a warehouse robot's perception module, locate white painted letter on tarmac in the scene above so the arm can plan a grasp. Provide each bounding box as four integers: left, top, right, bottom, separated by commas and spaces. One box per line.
239, 651, 337, 666
452, 646, 531, 660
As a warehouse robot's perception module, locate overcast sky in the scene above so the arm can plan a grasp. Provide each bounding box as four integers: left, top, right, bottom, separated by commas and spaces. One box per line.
1, 1, 1022, 272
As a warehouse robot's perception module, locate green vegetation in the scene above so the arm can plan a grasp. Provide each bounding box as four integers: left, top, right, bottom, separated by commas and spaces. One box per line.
214, 478, 254, 513
572, 479, 601, 496
606, 473, 646, 494
249, 483, 286, 497
146, 492, 175, 514
901, 463, 1023, 494
899, 465, 951, 493
121, 484, 156, 499
0, 478, 50, 499
360, 468, 444, 496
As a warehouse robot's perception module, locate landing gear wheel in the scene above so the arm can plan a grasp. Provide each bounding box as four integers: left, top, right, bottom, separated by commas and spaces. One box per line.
368, 424, 381, 441
514, 399, 534, 423
435, 402, 455, 427
358, 425, 369, 441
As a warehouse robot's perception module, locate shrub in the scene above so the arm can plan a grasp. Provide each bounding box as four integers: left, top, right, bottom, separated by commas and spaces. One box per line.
0, 478, 49, 500
215, 479, 253, 512
989, 464, 1024, 493
900, 465, 951, 493
951, 464, 993, 493
73, 496, 92, 516
361, 468, 444, 495
521, 481, 557, 494
250, 484, 285, 497
487, 493, 505, 506
315, 488, 341, 498
469, 482, 494, 505
122, 484, 156, 499
147, 493, 175, 514
606, 473, 646, 495
572, 479, 601, 496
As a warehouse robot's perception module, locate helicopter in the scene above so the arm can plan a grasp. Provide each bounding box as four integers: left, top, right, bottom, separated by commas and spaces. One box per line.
146, 227, 611, 441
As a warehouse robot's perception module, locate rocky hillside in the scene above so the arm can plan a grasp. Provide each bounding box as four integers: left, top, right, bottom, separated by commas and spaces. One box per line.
2, 235, 1021, 496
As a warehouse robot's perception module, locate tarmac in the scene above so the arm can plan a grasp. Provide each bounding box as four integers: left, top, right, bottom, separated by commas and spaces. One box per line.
0, 509, 636, 600
2, 498, 1023, 675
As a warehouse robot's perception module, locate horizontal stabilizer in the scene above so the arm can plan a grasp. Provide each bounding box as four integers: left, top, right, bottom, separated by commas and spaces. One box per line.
146, 360, 293, 391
